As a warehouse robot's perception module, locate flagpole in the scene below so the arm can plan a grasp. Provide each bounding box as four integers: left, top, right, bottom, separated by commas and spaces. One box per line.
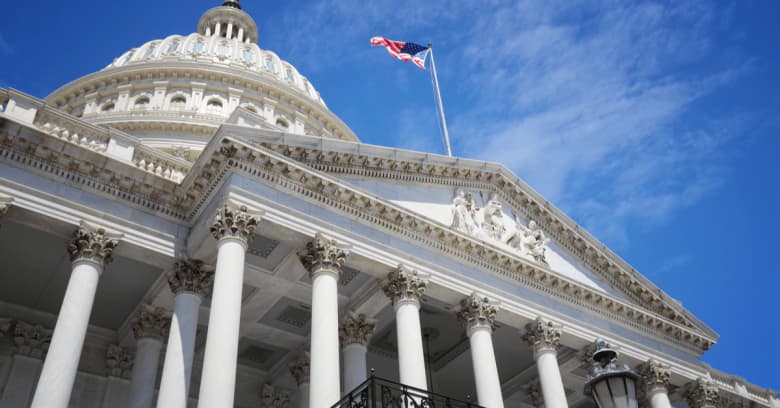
428, 43, 452, 157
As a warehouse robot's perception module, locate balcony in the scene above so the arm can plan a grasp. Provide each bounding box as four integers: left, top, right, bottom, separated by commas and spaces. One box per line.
333, 375, 485, 408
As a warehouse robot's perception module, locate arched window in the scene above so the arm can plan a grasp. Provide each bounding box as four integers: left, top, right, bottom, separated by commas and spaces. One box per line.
265, 57, 275, 72
166, 41, 180, 54
192, 40, 205, 54
276, 118, 289, 129
101, 102, 115, 112
134, 96, 150, 108
206, 98, 223, 113
170, 96, 186, 109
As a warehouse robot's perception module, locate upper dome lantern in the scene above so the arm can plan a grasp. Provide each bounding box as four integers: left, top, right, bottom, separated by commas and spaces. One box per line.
197, 0, 259, 43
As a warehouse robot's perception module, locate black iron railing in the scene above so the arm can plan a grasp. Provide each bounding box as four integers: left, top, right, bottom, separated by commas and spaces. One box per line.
332, 375, 484, 408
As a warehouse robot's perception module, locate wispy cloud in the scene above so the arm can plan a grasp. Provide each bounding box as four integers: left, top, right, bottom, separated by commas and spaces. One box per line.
272, 0, 749, 246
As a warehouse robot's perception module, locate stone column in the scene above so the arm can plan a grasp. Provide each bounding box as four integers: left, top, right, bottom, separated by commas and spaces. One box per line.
457, 294, 504, 408
339, 311, 377, 393
381, 266, 428, 391
639, 360, 672, 408
31, 226, 120, 408
289, 352, 310, 408
1, 321, 51, 407
522, 317, 567, 408
128, 306, 169, 408
297, 234, 349, 408
197, 205, 259, 408
685, 378, 719, 408
156, 258, 214, 408
102, 344, 133, 408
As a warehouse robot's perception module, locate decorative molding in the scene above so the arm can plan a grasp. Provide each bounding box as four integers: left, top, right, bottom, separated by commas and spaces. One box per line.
638, 359, 671, 392
67, 224, 121, 266
522, 317, 561, 354
105, 344, 134, 379
168, 258, 215, 297
131, 305, 170, 339
381, 265, 427, 306
260, 383, 291, 408
0, 195, 12, 218
457, 293, 498, 332
210, 203, 260, 244
288, 351, 310, 386
685, 378, 720, 408
339, 310, 377, 347
12, 320, 52, 359
296, 232, 348, 278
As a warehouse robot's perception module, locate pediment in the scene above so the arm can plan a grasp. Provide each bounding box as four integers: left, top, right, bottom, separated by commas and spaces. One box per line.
208, 127, 717, 348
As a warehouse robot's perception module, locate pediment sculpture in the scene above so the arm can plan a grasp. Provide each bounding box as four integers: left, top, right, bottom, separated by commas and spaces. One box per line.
451, 189, 549, 265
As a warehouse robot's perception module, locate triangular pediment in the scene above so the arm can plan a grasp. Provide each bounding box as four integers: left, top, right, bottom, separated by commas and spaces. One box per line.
208, 122, 717, 350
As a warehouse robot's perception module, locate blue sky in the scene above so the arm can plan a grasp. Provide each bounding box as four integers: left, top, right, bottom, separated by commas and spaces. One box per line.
2, 0, 779, 391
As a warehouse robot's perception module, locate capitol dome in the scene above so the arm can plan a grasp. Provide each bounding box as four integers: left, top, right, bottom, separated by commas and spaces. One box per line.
44, 0, 358, 161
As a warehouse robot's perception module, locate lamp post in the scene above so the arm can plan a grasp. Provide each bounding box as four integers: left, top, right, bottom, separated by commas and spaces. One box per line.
584, 339, 639, 408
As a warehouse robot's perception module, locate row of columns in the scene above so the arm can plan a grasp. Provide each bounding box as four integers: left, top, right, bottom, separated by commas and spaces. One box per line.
19, 202, 721, 408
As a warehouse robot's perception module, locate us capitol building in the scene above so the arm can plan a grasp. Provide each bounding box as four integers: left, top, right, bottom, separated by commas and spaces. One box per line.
0, 2, 776, 408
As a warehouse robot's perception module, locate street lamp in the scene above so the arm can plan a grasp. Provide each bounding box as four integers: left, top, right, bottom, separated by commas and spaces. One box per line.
584, 339, 640, 408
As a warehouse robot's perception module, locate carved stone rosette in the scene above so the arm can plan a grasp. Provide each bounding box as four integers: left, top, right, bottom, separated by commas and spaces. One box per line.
381, 265, 427, 306
210, 204, 259, 245
131, 306, 171, 339
522, 317, 561, 354
288, 352, 310, 386
67, 226, 120, 266
339, 310, 377, 347
168, 258, 215, 297
685, 378, 719, 408
13, 321, 52, 359
297, 233, 349, 279
105, 344, 134, 379
638, 359, 671, 394
457, 293, 498, 333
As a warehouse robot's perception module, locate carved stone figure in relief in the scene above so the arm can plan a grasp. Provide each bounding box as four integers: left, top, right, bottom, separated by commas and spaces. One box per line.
451, 189, 478, 235
522, 221, 549, 264
482, 193, 506, 241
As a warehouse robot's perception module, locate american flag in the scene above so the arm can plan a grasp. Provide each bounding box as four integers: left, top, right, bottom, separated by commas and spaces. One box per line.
370, 36, 430, 70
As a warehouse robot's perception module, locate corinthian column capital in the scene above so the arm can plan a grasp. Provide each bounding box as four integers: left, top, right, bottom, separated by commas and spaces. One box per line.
210, 204, 260, 245
13, 321, 52, 359
131, 305, 170, 340
67, 225, 121, 266
685, 378, 719, 408
381, 265, 427, 306
339, 310, 377, 347
288, 352, 310, 386
639, 359, 671, 392
457, 293, 498, 333
168, 258, 215, 298
105, 344, 134, 379
297, 233, 349, 278
522, 317, 562, 354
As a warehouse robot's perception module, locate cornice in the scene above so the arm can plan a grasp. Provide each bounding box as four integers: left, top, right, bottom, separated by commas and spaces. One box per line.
179, 136, 714, 354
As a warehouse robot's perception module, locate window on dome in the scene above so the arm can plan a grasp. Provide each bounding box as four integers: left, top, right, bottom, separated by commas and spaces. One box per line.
123, 51, 134, 64
276, 118, 289, 129
304, 81, 311, 95
192, 41, 205, 54
166, 41, 179, 54
265, 57, 275, 72
243, 49, 254, 64
217, 43, 230, 58
170, 96, 186, 109
206, 99, 223, 113
101, 102, 115, 112
285, 67, 294, 82
144, 43, 158, 59
134, 96, 150, 108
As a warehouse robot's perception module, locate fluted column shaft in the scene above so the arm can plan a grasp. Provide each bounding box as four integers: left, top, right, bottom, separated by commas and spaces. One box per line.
197, 205, 258, 408
298, 234, 349, 408
458, 294, 503, 408
382, 266, 428, 391
157, 259, 214, 408
340, 311, 376, 393
31, 227, 119, 408
523, 318, 567, 408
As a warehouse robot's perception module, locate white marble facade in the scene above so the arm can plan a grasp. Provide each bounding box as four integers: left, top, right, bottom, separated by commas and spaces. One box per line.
0, 2, 777, 408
